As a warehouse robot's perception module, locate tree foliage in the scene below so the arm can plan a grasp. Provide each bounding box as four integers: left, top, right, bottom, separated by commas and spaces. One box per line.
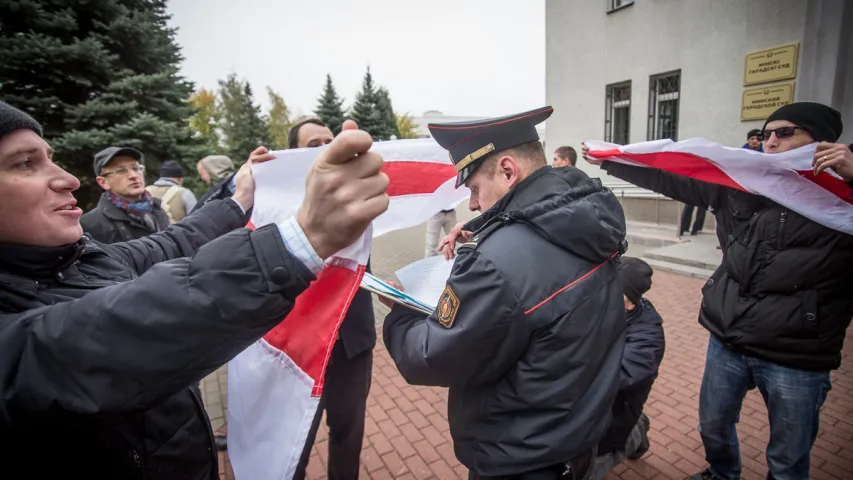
315, 74, 346, 136
0, 0, 201, 208
349, 67, 385, 140
396, 113, 421, 139
187, 88, 222, 153
267, 87, 292, 150
218, 73, 270, 163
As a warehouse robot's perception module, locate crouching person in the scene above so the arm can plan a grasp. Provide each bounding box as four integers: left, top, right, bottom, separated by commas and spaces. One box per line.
591, 257, 666, 480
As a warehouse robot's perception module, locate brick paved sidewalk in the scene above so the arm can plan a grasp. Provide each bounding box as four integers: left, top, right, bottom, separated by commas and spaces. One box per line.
209, 270, 853, 480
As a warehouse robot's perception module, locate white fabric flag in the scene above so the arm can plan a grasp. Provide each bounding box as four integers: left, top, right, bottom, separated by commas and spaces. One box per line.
586, 138, 853, 235
227, 138, 469, 480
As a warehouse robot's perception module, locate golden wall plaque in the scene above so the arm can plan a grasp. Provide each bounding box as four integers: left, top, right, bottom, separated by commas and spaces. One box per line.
741, 83, 795, 121
744, 43, 798, 86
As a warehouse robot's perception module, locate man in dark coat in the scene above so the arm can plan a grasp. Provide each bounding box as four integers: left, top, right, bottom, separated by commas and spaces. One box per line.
384, 107, 628, 480
591, 257, 665, 480
81, 146, 171, 243
0, 102, 389, 479
584, 102, 853, 480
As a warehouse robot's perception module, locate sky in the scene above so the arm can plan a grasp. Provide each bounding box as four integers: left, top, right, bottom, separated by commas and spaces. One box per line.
167, 0, 545, 119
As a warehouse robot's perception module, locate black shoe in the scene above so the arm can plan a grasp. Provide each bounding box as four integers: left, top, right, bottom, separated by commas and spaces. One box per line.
214, 434, 227, 451
627, 413, 650, 460
687, 469, 719, 480
690, 231, 699, 236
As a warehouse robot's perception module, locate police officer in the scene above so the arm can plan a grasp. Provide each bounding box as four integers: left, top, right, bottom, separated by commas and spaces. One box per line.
383, 106, 628, 480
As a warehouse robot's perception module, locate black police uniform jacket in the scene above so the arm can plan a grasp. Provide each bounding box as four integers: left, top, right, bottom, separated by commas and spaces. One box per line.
0, 199, 316, 479
384, 166, 628, 476
602, 161, 853, 371
598, 299, 665, 454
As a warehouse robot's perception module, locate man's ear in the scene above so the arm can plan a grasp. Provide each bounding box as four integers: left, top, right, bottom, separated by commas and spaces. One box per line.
499, 156, 521, 184
95, 176, 110, 191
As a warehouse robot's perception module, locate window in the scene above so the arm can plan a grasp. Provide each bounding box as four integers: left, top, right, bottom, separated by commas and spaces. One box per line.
647, 70, 681, 141
608, 0, 634, 13
605, 81, 631, 145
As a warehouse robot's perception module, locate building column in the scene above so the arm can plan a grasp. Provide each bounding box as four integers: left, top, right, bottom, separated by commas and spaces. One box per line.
797, 0, 853, 142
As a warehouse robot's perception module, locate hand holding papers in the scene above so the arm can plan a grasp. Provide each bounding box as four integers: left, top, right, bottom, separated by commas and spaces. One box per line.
361, 255, 454, 314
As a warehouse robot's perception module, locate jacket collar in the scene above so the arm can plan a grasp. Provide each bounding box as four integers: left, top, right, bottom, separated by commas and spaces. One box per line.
0, 240, 85, 280
463, 166, 552, 231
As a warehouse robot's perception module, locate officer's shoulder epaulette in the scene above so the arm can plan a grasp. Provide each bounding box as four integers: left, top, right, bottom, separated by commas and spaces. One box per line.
458, 214, 512, 251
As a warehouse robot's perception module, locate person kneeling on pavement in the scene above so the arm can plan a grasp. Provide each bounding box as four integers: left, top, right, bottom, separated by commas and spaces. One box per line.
591, 257, 666, 480
0, 101, 390, 480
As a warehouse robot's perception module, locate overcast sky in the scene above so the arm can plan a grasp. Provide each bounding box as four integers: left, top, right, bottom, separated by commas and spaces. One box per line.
167, 0, 545, 119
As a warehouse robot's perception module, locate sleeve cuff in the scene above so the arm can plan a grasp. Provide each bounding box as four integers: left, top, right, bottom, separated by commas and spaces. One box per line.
228, 197, 246, 215
277, 217, 324, 275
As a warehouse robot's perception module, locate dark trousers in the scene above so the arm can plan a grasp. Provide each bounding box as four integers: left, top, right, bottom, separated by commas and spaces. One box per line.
293, 341, 373, 480
680, 204, 707, 235
699, 336, 831, 480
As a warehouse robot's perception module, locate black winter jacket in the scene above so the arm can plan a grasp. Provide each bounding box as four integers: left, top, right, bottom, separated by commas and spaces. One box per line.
0, 199, 315, 479
384, 166, 628, 476
603, 161, 853, 371
598, 299, 665, 453
81, 193, 171, 243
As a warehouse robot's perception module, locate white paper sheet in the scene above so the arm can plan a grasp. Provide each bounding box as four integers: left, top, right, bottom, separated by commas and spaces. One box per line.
394, 255, 454, 309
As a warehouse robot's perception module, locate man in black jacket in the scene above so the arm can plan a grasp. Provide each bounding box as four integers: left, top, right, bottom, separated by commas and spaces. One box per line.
289, 117, 377, 480
591, 257, 665, 480
81, 146, 171, 242
0, 101, 390, 479
584, 102, 853, 480
384, 107, 628, 480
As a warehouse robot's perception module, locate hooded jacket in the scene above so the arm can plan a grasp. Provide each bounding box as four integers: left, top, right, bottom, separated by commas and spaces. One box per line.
384, 166, 628, 476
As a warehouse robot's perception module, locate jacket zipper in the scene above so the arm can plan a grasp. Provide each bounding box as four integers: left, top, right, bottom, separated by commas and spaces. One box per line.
190, 386, 220, 479
131, 449, 144, 479
776, 209, 787, 249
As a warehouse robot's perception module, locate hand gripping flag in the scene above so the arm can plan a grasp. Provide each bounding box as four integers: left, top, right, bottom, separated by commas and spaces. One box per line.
585, 138, 853, 235
226, 138, 468, 480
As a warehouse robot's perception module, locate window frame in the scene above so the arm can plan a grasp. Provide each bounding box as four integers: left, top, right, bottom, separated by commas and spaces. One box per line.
604, 80, 632, 145
647, 70, 681, 141
607, 0, 634, 14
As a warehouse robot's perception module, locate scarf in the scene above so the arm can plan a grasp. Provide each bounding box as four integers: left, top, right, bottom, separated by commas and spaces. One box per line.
105, 191, 157, 231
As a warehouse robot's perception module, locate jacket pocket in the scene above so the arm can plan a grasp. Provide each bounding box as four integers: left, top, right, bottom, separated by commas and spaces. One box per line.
801, 290, 819, 335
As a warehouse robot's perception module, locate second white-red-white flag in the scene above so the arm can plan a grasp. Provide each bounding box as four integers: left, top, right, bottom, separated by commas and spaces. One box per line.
586, 138, 853, 235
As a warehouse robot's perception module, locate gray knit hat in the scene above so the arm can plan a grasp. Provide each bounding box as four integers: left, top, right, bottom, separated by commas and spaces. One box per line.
0, 101, 43, 141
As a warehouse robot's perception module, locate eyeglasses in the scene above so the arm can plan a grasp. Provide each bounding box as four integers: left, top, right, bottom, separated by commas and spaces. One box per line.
761, 126, 804, 141
101, 164, 145, 177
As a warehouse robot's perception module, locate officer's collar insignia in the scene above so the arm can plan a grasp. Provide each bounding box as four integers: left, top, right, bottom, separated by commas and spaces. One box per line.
436, 285, 460, 329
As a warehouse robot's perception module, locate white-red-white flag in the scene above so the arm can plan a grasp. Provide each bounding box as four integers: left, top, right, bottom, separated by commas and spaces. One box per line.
585, 138, 853, 235
226, 139, 467, 480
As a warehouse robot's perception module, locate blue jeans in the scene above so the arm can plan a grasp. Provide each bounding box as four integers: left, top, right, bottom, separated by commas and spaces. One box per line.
698, 336, 831, 480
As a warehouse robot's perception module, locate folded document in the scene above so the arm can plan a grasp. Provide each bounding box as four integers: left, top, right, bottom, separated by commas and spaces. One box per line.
360, 255, 454, 315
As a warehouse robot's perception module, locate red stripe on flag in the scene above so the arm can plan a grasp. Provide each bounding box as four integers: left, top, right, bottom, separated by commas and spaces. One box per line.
263, 264, 364, 396
382, 161, 457, 196
796, 170, 853, 206
246, 218, 363, 396
591, 150, 747, 192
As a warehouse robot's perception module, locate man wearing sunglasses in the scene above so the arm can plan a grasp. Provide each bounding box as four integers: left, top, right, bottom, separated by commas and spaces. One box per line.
584, 101, 853, 480
81, 147, 171, 243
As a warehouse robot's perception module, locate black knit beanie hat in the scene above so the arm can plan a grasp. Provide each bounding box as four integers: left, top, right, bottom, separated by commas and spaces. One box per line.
0, 101, 43, 141
617, 257, 653, 306
763, 102, 842, 143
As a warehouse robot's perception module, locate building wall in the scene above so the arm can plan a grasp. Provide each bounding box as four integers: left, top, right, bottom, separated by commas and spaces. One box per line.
546, 0, 808, 184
